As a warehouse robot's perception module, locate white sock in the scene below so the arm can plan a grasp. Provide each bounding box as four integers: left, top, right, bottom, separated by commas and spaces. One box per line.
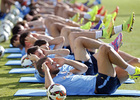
88, 8, 92, 12
84, 14, 91, 19
114, 25, 122, 34
95, 31, 102, 39
125, 65, 136, 75
100, 16, 104, 21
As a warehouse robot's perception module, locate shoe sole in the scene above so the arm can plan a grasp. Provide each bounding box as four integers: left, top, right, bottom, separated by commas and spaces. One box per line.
127, 12, 135, 32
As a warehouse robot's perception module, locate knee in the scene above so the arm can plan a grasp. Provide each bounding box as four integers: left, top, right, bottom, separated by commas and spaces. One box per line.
74, 36, 84, 46
61, 27, 68, 35
99, 44, 112, 53
131, 58, 140, 63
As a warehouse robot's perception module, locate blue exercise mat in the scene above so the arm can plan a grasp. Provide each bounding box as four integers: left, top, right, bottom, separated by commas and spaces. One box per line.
9, 68, 35, 74
123, 78, 135, 84
14, 89, 140, 96
5, 60, 21, 66
7, 54, 22, 59
19, 77, 44, 83
5, 48, 21, 53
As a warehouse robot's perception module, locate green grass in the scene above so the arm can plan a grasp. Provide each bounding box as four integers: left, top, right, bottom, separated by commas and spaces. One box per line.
0, 0, 140, 100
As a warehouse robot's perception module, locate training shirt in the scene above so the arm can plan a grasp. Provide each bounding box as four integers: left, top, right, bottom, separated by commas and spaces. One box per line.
53, 71, 96, 95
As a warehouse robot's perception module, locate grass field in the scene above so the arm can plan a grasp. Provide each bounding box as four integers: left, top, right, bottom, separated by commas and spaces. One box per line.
0, 0, 140, 100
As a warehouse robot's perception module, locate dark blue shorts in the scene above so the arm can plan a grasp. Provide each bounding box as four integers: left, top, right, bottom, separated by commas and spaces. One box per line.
96, 73, 121, 94
85, 55, 98, 75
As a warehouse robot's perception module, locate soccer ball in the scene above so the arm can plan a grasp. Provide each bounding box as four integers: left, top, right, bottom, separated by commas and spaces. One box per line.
13, 16, 23, 25
1, 24, 11, 36
5, 14, 15, 23
0, 28, 9, 42
2, 20, 14, 29
21, 54, 33, 68
10, 8, 20, 16
47, 84, 66, 100
0, 45, 5, 58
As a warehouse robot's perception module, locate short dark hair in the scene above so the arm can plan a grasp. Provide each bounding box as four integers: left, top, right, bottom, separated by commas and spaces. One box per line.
16, 20, 27, 26
29, 9, 38, 16
36, 57, 48, 77
10, 34, 19, 47
27, 46, 39, 55
34, 39, 47, 46
12, 25, 22, 35
20, 32, 30, 47
31, 15, 41, 21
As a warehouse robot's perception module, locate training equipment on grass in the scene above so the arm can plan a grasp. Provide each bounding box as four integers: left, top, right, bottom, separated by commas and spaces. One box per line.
1, 20, 14, 29
5, 13, 15, 23
10, 8, 20, 16
13, 16, 23, 25
14, 89, 140, 96
19, 77, 44, 83
0, 27, 9, 42
47, 84, 67, 100
0, 45, 5, 58
9, 68, 35, 74
4, 48, 21, 53
1, 23, 11, 36
7, 54, 22, 59
21, 54, 33, 68
5, 60, 21, 66
19, 76, 134, 84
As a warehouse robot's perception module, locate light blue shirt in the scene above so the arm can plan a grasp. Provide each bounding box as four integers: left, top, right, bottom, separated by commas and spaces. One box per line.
53, 71, 96, 95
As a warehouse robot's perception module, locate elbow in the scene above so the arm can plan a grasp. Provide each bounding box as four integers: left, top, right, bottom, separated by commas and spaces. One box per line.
59, 36, 65, 43
83, 65, 88, 73
65, 49, 70, 55
45, 84, 50, 89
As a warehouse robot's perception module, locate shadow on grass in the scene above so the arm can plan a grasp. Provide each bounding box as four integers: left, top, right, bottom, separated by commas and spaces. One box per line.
0, 73, 33, 78
0, 81, 44, 89
0, 96, 47, 100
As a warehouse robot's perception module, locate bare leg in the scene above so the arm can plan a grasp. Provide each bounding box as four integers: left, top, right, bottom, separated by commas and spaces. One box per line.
69, 31, 97, 52
74, 36, 102, 61
49, 23, 65, 37
60, 26, 83, 46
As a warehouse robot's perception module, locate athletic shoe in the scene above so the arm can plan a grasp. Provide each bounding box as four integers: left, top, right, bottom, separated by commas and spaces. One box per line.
103, 12, 117, 27
97, 6, 104, 14
78, 18, 84, 25
77, 4, 84, 11
87, 6, 98, 21
80, 21, 92, 30
129, 67, 140, 79
111, 6, 119, 14
93, 20, 103, 29
110, 33, 123, 52
111, 6, 119, 20
100, 10, 107, 17
83, 0, 89, 6
70, 13, 80, 22
122, 12, 135, 32
102, 18, 114, 39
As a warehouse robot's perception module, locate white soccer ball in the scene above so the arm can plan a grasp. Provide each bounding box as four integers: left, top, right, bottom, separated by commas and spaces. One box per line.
5, 14, 15, 23
1, 24, 11, 36
0, 29, 9, 42
0, 45, 5, 58
2, 20, 14, 29
21, 54, 33, 68
10, 8, 20, 16
47, 84, 66, 100
13, 16, 23, 25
